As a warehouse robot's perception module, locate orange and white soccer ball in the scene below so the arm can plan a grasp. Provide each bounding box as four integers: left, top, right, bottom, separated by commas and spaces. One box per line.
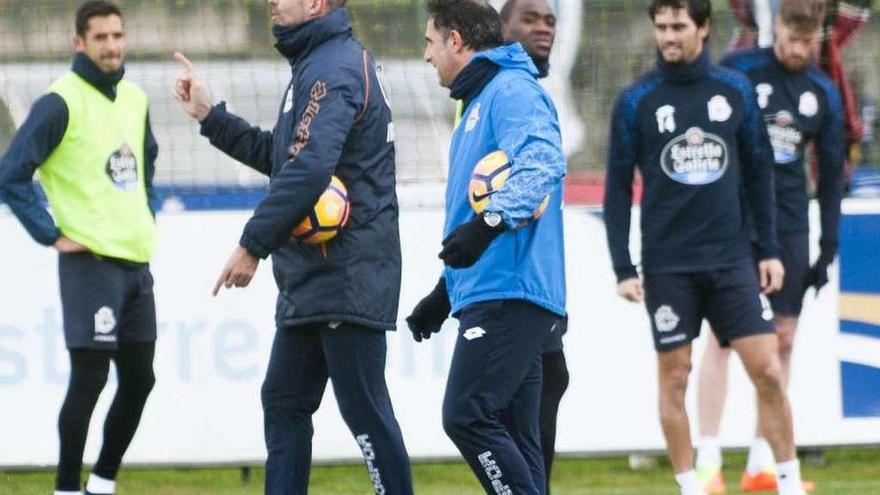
468, 150, 549, 218
292, 176, 350, 244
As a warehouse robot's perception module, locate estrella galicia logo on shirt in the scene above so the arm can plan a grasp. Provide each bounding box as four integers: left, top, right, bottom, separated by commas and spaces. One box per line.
105, 142, 138, 191
765, 110, 803, 164
660, 127, 729, 185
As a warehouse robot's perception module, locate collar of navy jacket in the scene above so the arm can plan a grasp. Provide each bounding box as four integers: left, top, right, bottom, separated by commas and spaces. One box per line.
656, 45, 711, 84
72, 52, 125, 101
271, 8, 353, 66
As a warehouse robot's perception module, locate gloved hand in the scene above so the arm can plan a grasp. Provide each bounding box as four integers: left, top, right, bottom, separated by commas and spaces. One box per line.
406, 277, 451, 342
805, 240, 837, 293
438, 213, 505, 268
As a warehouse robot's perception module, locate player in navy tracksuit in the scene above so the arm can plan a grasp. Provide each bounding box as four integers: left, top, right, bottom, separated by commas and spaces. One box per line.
499, 0, 569, 492
694, 0, 844, 490
603, 0, 809, 493
172, 2, 412, 494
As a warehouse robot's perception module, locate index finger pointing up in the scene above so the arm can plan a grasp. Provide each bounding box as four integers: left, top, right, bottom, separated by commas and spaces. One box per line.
173, 52, 195, 73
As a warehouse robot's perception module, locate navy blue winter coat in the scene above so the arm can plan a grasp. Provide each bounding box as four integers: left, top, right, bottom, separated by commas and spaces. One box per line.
200, 9, 401, 330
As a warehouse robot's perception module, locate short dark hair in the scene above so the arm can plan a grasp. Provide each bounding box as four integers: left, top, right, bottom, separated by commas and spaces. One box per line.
499, 0, 519, 22
76, 1, 122, 37
647, 0, 712, 27
427, 0, 504, 52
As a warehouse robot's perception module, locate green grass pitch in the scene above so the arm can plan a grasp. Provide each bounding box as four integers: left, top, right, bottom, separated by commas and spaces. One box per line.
2, 448, 878, 494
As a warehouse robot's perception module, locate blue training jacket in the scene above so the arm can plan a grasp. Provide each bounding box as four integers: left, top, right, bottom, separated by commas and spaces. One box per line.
444, 43, 567, 317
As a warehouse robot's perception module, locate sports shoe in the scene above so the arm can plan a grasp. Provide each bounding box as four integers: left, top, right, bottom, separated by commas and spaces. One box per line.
740, 469, 816, 492
697, 465, 727, 494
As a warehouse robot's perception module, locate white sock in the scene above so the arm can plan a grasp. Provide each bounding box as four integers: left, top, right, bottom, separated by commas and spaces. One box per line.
746, 437, 775, 475
86, 473, 116, 494
696, 436, 722, 468
675, 469, 705, 495
54, 491, 81, 495
776, 458, 805, 495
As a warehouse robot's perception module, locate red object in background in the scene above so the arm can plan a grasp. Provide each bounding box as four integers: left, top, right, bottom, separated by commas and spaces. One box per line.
564, 170, 643, 206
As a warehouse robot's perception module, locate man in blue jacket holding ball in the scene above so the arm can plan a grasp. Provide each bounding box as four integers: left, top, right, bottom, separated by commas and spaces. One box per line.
407, 0, 566, 492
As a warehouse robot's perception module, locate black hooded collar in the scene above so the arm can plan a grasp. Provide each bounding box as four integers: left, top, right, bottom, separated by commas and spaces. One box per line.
449, 57, 500, 109
72, 52, 125, 101
657, 46, 711, 83
272, 8, 352, 66
535, 60, 549, 78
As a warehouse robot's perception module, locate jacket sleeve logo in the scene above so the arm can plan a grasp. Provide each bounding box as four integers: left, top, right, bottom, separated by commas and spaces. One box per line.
289, 80, 328, 158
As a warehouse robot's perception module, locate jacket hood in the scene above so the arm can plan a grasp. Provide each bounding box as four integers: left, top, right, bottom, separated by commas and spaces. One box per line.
471, 42, 539, 77
272, 8, 352, 65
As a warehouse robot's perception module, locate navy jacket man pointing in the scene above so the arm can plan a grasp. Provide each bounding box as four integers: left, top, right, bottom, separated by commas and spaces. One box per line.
172, 0, 412, 493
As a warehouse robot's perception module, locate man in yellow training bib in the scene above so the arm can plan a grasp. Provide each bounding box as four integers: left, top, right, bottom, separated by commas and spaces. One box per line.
0, 2, 158, 494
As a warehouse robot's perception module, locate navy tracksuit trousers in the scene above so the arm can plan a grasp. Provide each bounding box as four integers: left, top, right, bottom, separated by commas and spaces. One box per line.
443, 300, 559, 495
261, 321, 413, 495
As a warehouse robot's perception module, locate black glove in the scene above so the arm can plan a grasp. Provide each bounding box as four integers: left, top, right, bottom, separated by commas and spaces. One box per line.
438, 213, 505, 268
805, 240, 838, 293
406, 277, 451, 342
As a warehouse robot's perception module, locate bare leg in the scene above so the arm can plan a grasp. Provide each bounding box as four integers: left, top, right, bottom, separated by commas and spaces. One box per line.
774, 315, 798, 389
658, 344, 696, 473
697, 331, 733, 438
732, 334, 796, 463
753, 315, 798, 443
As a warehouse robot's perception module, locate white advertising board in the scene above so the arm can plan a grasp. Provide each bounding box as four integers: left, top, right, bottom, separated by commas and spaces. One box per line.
1, 203, 878, 467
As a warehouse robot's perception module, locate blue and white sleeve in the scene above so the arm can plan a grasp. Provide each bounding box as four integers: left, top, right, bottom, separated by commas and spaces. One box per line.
483, 80, 566, 228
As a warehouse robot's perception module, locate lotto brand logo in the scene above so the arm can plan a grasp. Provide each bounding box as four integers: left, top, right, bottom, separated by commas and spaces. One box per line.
477, 451, 512, 495
462, 327, 486, 340
356, 434, 386, 494
660, 127, 729, 185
